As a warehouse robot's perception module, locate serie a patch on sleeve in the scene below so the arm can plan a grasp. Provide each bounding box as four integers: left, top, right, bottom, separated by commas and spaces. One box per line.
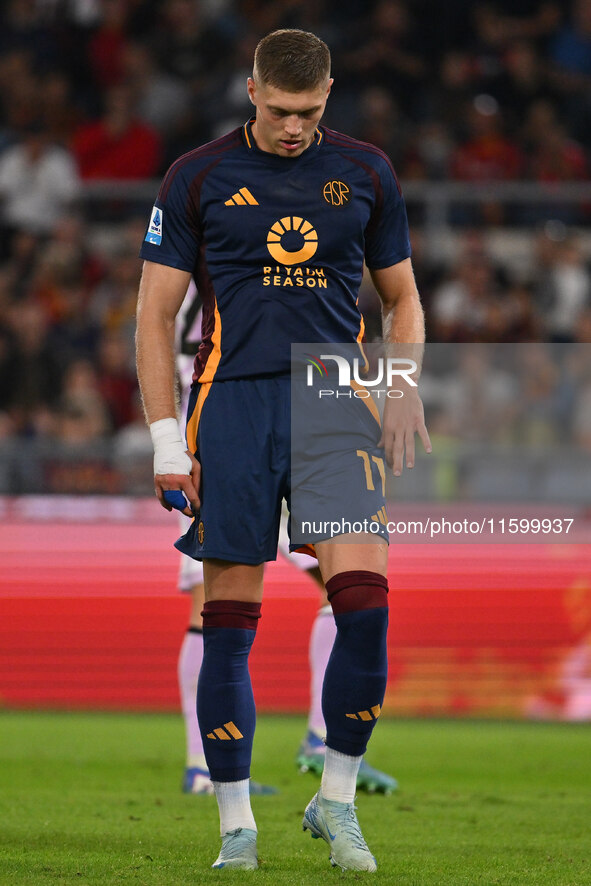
145, 205, 163, 245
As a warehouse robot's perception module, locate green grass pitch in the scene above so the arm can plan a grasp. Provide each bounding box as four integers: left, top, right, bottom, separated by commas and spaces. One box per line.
0, 712, 589, 885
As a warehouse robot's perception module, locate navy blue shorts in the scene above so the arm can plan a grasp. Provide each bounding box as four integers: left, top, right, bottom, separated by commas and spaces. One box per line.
175, 374, 388, 564
290, 374, 389, 549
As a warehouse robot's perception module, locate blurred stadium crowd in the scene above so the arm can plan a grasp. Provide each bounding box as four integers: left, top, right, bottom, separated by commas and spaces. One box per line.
0, 0, 591, 494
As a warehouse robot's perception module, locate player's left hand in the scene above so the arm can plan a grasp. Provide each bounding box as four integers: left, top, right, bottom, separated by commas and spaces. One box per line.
379, 388, 431, 476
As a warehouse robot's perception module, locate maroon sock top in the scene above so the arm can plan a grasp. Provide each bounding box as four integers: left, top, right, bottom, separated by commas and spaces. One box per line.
326, 570, 388, 615
201, 599, 262, 630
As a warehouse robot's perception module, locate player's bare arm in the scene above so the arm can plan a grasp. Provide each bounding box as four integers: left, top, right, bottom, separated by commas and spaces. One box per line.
136, 260, 200, 515
371, 258, 432, 476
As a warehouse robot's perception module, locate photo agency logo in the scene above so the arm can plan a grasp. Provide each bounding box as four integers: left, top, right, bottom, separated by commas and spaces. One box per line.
304, 353, 418, 399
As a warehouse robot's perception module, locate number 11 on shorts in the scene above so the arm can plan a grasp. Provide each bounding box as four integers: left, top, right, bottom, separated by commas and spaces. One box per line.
356, 450, 386, 495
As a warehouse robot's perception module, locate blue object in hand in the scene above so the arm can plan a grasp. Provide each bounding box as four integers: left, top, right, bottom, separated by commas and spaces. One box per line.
163, 490, 189, 511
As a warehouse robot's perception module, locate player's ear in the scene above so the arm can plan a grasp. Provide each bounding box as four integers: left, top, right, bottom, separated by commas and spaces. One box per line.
326, 77, 334, 99
247, 77, 256, 106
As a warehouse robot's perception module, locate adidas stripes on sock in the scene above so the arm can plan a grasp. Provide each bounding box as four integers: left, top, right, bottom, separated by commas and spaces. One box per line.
197, 600, 261, 782
322, 571, 389, 759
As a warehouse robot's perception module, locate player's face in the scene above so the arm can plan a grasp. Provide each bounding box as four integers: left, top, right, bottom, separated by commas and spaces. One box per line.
247, 78, 333, 158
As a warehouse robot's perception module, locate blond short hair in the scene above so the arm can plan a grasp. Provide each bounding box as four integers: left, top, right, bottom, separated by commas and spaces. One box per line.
253, 29, 331, 92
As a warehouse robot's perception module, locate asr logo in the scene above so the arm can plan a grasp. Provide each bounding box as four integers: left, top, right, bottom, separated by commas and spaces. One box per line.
323, 180, 351, 207
198, 521, 204, 544
267, 216, 318, 265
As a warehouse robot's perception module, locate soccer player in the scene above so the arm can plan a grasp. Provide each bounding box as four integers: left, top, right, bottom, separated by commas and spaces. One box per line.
136, 29, 429, 872
176, 283, 398, 798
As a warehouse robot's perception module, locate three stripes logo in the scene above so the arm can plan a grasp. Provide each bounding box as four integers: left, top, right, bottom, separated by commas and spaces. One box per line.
371, 507, 388, 526
346, 704, 381, 722
206, 721, 244, 741
224, 187, 259, 206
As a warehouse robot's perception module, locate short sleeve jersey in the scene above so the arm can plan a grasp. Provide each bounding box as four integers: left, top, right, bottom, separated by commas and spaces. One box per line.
140, 120, 411, 383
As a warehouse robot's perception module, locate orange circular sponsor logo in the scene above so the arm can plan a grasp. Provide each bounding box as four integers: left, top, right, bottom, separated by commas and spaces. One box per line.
266, 216, 318, 265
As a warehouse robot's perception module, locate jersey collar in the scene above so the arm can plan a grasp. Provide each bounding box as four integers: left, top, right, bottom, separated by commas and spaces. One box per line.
242, 118, 324, 157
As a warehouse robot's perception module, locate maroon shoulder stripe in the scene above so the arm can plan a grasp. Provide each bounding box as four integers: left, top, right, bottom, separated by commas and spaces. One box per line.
323, 128, 402, 195
159, 129, 242, 202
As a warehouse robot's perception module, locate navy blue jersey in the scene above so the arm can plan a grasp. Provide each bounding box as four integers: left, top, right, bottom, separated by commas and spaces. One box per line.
140, 120, 411, 382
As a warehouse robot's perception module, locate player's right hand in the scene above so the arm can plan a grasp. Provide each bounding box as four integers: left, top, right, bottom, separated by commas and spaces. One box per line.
155, 450, 201, 517
149, 419, 200, 516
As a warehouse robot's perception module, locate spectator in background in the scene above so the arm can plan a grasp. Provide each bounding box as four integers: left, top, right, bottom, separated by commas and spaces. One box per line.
27, 243, 100, 366
552, 0, 591, 71
152, 0, 227, 89
0, 270, 18, 416
403, 120, 454, 180
440, 345, 519, 444
0, 50, 40, 149
71, 84, 161, 179
574, 307, 591, 344
488, 41, 555, 132
0, 0, 62, 69
96, 329, 138, 431
521, 99, 562, 156
112, 389, 154, 494
514, 343, 563, 446
4, 299, 62, 436
57, 358, 111, 440
208, 30, 260, 138
46, 364, 119, 494
572, 354, 591, 449
550, 0, 591, 141
523, 101, 587, 183
519, 98, 589, 223
529, 123, 587, 192
431, 239, 504, 341
449, 95, 523, 182
424, 51, 479, 134
89, 230, 143, 351
497, 281, 542, 341
340, 0, 429, 118
474, 1, 562, 49
0, 230, 41, 301
449, 94, 523, 224
355, 86, 409, 168
49, 213, 105, 291
39, 70, 84, 147
2, 212, 104, 365
47, 280, 101, 367
0, 121, 80, 259
238, 0, 313, 33
537, 236, 591, 343
122, 42, 191, 136
87, 0, 130, 91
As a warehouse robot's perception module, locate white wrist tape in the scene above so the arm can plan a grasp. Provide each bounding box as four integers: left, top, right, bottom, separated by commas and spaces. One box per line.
149, 418, 192, 477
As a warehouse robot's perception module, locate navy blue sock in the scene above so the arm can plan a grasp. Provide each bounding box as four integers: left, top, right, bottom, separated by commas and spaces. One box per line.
197, 600, 261, 782
322, 571, 389, 757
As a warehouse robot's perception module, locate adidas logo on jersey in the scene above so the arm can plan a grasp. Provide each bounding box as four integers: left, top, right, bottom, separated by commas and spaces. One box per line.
225, 187, 259, 206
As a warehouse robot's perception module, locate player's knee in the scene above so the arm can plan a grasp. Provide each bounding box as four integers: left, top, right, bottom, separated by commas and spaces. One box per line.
326, 570, 388, 615
201, 600, 262, 631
